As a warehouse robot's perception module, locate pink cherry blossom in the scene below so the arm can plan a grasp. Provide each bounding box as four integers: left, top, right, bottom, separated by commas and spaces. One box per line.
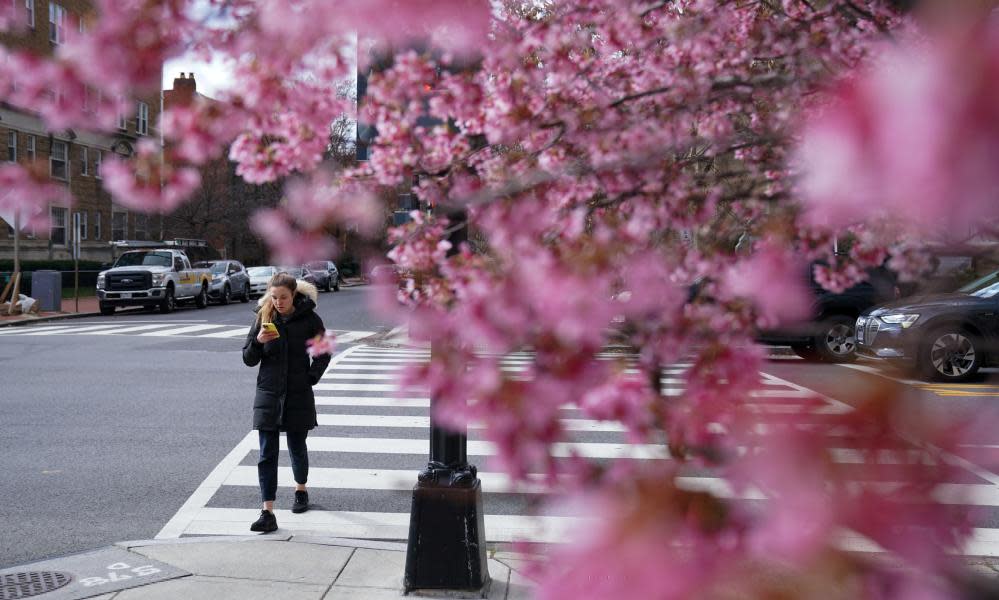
306, 330, 336, 358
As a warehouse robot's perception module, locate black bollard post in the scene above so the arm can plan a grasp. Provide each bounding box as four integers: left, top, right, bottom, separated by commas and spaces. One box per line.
404, 208, 490, 596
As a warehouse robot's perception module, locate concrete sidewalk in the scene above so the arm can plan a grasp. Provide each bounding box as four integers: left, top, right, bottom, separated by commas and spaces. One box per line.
0, 535, 535, 599
0, 278, 369, 328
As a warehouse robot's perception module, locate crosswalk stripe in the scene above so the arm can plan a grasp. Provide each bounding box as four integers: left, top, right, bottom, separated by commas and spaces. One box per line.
0, 324, 82, 334
48, 324, 126, 334
185, 508, 580, 544
200, 327, 252, 338
274, 436, 669, 459
315, 413, 626, 431
335, 331, 377, 343
313, 383, 422, 392
139, 324, 231, 336
91, 324, 182, 335
11, 325, 95, 336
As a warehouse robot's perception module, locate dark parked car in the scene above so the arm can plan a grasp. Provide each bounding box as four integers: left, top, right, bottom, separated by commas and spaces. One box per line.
759, 266, 898, 363
306, 260, 340, 292
857, 270, 999, 382
277, 266, 317, 287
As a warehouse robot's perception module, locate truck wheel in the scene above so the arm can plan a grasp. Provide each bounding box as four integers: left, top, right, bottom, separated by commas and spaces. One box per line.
918, 327, 981, 382
220, 284, 231, 305
99, 302, 115, 316
160, 286, 176, 314
195, 284, 208, 309
812, 315, 858, 363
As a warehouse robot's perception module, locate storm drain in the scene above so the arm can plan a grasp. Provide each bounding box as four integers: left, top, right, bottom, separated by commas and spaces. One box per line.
0, 571, 72, 599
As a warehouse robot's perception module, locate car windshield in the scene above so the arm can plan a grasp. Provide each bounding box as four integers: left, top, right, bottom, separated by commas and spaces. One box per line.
247, 267, 275, 277
307, 262, 326, 270
115, 251, 172, 267
209, 263, 227, 274
280, 267, 304, 277
959, 270, 999, 297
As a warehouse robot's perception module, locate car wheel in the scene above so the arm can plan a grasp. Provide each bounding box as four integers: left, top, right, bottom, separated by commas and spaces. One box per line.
240, 283, 250, 303
220, 284, 231, 306
324, 278, 332, 292
195, 284, 209, 309
790, 343, 818, 361
813, 315, 858, 363
99, 302, 115, 316
918, 327, 981, 382
160, 286, 176, 314
333, 276, 340, 292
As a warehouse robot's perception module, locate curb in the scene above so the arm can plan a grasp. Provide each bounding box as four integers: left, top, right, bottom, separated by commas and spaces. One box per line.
0, 309, 103, 328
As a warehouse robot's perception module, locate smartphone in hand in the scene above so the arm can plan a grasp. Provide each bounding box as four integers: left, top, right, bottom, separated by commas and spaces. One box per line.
261, 322, 280, 338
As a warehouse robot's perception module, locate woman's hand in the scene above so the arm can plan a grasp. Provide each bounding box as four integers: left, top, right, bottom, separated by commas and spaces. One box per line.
256, 328, 279, 344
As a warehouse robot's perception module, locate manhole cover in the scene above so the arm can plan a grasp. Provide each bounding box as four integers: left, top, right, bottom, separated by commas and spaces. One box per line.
0, 571, 72, 599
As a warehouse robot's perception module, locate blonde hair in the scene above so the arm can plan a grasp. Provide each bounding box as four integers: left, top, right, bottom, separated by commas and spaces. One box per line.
258, 273, 298, 324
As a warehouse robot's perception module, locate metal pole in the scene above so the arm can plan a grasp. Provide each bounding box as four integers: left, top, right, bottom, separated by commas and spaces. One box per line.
74, 212, 80, 312
404, 208, 490, 595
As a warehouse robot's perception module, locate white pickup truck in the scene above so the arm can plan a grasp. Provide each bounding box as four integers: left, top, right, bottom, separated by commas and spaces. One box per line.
96, 249, 212, 315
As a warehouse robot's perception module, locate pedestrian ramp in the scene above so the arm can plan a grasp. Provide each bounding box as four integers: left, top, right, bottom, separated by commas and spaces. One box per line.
0, 322, 375, 343
155, 344, 999, 559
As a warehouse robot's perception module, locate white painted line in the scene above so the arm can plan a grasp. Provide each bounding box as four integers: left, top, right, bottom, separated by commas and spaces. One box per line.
314, 396, 431, 407
201, 327, 253, 339
313, 383, 424, 392
315, 413, 626, 432
757, 371, 854, 414
334, 331, 377, 343
92, 324, 184, 335
274, 436, 669, 459
155, 431, 257, 539
839, 362, 923, 386
139, 324, 231, 337
25, 325, 118, 335
2, 325, 91, 336
185, 508, 582, 543
323, 373, 399, 380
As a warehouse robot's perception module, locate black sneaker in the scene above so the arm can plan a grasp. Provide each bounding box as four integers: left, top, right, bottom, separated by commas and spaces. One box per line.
250, 509, 278, 533
292, 490, 309, 513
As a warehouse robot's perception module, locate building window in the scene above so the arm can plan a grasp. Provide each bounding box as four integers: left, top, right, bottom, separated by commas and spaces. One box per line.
75, 210, 87, 240
6, 131, 16, 162
48, 2, 66, 44
26, 135, 35, 161
136, 101, 148, 135
50, 139, 68, 179
80, 146, 88, 175
26, 0, 34, 28
112, 211, 126, 240
117, 96, 127, 130
95, 149, 102, 178
93, 211, 101, 240
50, 206, 67, 245
134, 213, 147, 240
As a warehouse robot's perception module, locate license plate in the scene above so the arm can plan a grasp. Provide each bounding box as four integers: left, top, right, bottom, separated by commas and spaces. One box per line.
120, 292, 131, 299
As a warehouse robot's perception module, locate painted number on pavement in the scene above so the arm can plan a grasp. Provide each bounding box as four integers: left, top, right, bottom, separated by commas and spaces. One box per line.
78, 562, 162, 587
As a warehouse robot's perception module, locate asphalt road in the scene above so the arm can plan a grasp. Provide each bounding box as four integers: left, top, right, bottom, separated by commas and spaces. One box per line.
5, 290, 999, 566
0, 285, 395, 568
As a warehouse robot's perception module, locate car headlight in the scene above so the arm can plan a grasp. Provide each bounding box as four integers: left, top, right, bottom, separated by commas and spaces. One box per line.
152, 273, 166, 286
96, 274, 105, 290
212, 275, 223, 283
879, 313, 920, 328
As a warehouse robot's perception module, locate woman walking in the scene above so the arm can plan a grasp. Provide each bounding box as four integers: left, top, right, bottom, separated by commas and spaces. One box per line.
242, 273, 331, 532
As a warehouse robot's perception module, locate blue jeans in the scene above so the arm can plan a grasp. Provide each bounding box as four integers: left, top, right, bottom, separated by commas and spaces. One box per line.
257, 430, 309, 503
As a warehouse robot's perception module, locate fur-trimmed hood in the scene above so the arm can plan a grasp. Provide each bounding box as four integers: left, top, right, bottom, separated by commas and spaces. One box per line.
256, 279, 318, 308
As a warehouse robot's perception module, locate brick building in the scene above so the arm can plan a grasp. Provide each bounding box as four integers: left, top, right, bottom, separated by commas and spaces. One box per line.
0, 0, 163, 263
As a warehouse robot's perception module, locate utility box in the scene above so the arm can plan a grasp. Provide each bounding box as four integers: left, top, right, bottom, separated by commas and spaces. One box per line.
31, 270, 62, 311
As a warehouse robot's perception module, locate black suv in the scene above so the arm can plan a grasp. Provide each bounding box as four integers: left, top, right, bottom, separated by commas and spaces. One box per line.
857, 270, 999, 382
759, 266, 898, 363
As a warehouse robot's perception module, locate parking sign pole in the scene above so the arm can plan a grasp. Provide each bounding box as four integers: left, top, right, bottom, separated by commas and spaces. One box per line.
73, 212, 80, 312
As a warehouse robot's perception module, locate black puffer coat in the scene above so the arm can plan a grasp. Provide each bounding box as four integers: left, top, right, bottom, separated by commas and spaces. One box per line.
242, 289, 331, 431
